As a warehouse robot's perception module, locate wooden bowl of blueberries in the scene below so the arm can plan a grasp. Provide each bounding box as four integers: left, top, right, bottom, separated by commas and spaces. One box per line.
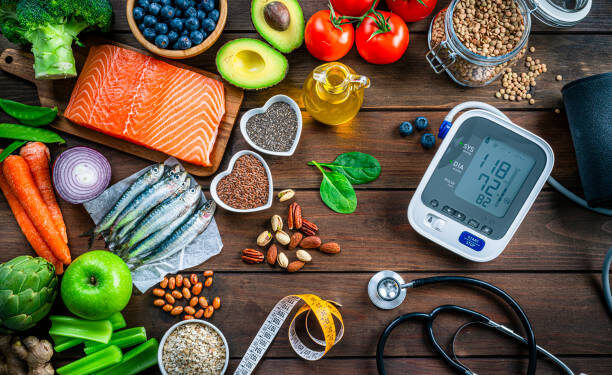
127, 0, 227, 59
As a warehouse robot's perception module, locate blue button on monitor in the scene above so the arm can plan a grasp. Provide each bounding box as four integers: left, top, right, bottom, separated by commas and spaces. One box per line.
458, 231, 485, 252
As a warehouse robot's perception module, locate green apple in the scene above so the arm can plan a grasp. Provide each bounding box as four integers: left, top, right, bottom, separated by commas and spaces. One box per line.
61, 250, 132, 320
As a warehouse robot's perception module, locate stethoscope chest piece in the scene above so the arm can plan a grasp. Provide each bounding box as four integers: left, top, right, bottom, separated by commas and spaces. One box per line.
368, 270, 407, 310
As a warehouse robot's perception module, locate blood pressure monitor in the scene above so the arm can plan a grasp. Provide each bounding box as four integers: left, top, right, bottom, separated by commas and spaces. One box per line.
408, 109, 554, 262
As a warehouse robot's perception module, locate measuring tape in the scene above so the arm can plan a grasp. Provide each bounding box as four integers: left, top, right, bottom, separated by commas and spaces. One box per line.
233, 294, 344, 375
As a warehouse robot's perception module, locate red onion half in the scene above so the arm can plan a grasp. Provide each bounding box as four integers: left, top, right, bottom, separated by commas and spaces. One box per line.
52, 146, 111, 204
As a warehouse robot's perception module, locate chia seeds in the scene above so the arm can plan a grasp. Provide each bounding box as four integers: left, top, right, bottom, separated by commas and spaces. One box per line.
162, 322, 227, 375
217, 154, 269, 209
245, 102, 298, 152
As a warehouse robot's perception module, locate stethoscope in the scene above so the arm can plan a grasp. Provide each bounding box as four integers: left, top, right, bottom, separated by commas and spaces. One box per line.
368, 271, 588, 375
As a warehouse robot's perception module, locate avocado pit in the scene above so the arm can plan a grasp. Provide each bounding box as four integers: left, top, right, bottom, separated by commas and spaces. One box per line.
264, 1, 291, 31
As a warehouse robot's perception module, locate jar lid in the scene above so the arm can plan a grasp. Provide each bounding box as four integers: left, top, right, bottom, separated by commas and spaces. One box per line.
528, 0, 591, 27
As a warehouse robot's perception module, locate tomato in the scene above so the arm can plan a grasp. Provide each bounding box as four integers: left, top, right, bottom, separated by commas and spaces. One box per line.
386, 0, 437, 23
355, 11, 409, 64
305, 10, 355, 62
330, 0, 379, 17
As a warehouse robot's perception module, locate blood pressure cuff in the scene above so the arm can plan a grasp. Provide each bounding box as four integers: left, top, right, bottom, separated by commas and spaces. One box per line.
562, 72, 612, 207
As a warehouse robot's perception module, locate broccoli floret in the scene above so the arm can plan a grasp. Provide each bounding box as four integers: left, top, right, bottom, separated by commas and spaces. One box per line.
0, 0, 113, 79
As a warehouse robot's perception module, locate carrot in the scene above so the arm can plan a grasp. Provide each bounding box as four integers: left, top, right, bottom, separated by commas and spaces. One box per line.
0, 163, 63, 274
20, 142, 68, 243
2, 155, 71, 265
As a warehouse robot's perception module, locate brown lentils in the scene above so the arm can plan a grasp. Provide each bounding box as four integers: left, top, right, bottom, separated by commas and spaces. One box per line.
216, 154, 269, 209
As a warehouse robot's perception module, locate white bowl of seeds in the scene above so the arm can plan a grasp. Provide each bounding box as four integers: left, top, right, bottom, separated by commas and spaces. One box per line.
159, 319, 229, 375
240, 95, 302, 157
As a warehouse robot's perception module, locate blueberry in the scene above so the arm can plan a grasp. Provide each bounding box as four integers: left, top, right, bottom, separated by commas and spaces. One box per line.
160, 5, 175, 19
177, 35, 192, 49
198, 29, 209, 39
201, 0, 214, 12
133, 7, 145, 21
143, 14, 157, 27
175, 0, 190, 9
138, 22, 146, 31
185, 17, 200, 31
208, 9, 219, 22
196, 10, 207, 20
181, 29, 189, 36
169, 18, 183, 30
155, 34, 170, 48
399, 121, 413, 137
201, 18, 216, 32
168, 30, 179, 42
142, 27, 157, 41
160, 0, 171, 5
185, 6, 197, 18
155, 22, 168, 34
137, 0, 150, 8
174, 9, 182, 17
415, 116, 429, 131
189, 30, 204, 45
421, 133, 436, 149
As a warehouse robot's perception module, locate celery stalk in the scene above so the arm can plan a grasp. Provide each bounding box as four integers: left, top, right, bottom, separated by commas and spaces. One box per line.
57, 345, 123, 375
52, 312, 127, 352
92, 339, 159, 375
49, 316, 113, 344
84, 327, 147, 355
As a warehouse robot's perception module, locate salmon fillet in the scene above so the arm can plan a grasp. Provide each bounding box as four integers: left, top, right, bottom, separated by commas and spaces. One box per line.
64, 45, 225, 167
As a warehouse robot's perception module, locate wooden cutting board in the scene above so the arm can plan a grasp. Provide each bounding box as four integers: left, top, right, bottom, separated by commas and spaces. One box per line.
0, 40, 244, 177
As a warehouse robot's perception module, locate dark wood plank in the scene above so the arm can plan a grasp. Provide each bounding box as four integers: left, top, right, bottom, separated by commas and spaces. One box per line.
1, 189, 610, 272
1, 33, 610, 111
108, 0, 612, 33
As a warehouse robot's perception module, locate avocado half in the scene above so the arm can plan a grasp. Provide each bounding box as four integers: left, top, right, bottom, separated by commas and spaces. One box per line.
216, 38, 288, 90
251, 0, 304, 54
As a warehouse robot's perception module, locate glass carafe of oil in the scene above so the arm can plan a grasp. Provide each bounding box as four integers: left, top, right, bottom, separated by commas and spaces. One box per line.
303, 62, 370, 126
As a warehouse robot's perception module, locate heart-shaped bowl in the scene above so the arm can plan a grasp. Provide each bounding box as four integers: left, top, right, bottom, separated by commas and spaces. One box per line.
240, 95, 302, 157
210, 150, 273, 213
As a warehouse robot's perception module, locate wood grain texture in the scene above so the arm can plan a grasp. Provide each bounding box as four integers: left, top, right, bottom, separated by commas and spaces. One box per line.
0, 42, 244, 176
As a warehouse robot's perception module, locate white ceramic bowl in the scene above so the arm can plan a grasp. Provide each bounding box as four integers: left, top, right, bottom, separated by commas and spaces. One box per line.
210, 150, 274, 213
158, 319, 229, 375
240, 95, 302, 157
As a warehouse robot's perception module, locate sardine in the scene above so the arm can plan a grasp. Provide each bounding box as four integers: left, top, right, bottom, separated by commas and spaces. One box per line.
83, 164, 165, 248
109, 178, 192, 246
111, 172, 188, 234
115, 185, 201, 253
131, 200, 216, 267
162, 164, 181, 177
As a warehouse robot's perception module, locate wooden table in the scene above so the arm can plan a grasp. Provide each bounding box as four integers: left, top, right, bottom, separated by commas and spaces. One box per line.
1, 0, 611, 373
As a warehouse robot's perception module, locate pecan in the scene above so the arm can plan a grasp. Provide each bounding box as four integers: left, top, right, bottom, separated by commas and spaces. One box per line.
267, 244, 278, 265
300, 218, 319, 236
288, 232, 302, 250
293, 203, 303, 229
288, 203, 295, 229
242, 248, 264, 264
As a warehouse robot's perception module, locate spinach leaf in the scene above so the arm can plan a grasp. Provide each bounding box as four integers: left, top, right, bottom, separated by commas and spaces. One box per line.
311, 161, 357, 214
309, 152, 381, 185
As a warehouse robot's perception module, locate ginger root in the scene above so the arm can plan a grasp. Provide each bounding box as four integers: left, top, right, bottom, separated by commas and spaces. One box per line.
0, 335, 53, 375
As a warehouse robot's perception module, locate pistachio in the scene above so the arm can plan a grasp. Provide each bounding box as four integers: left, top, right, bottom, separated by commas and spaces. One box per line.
271, 214, 283, 232
296, 249, 312, 263
257, 230, 272, 247
275, 230, 291, 245
277, 252, 289, 268
277, 189, 295, 202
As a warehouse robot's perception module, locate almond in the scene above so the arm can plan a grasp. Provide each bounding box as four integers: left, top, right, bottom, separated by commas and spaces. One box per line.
300, 236, 321, 249
267, 244, 278, 265
319, 242, 341, 254
287, 260, 305, 272
288, 232, 302, 250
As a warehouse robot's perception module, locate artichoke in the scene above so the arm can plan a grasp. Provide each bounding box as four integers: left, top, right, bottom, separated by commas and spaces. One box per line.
0, 256, 58, 332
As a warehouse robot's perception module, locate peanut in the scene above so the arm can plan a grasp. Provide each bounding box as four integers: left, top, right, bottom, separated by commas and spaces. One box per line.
168, 276, 176, 289
165, 293, 175, 304
204, 277, 213, 288
212, 296, 221, 310
182, 287, 191, 299
171, 290, 183, 299
204, 305, 214, 318
170, 306, 183, 316
159, 277, 168, 289
190, 273, 199, 285
199, 296, 208, 308
184, 306, 196, 315
162, 304, 173, 312
176, 274, 183, 287
194, 309, 204, 319
152, 288, 165, 297
192, 282, 203, 295
153, 299, 165, 307
190, 297, 198, 307
203, 270, 214, 277
183, 315, 194, 320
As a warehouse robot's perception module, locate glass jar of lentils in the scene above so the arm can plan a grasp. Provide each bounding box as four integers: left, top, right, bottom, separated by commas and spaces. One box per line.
426, 0, 591, 87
